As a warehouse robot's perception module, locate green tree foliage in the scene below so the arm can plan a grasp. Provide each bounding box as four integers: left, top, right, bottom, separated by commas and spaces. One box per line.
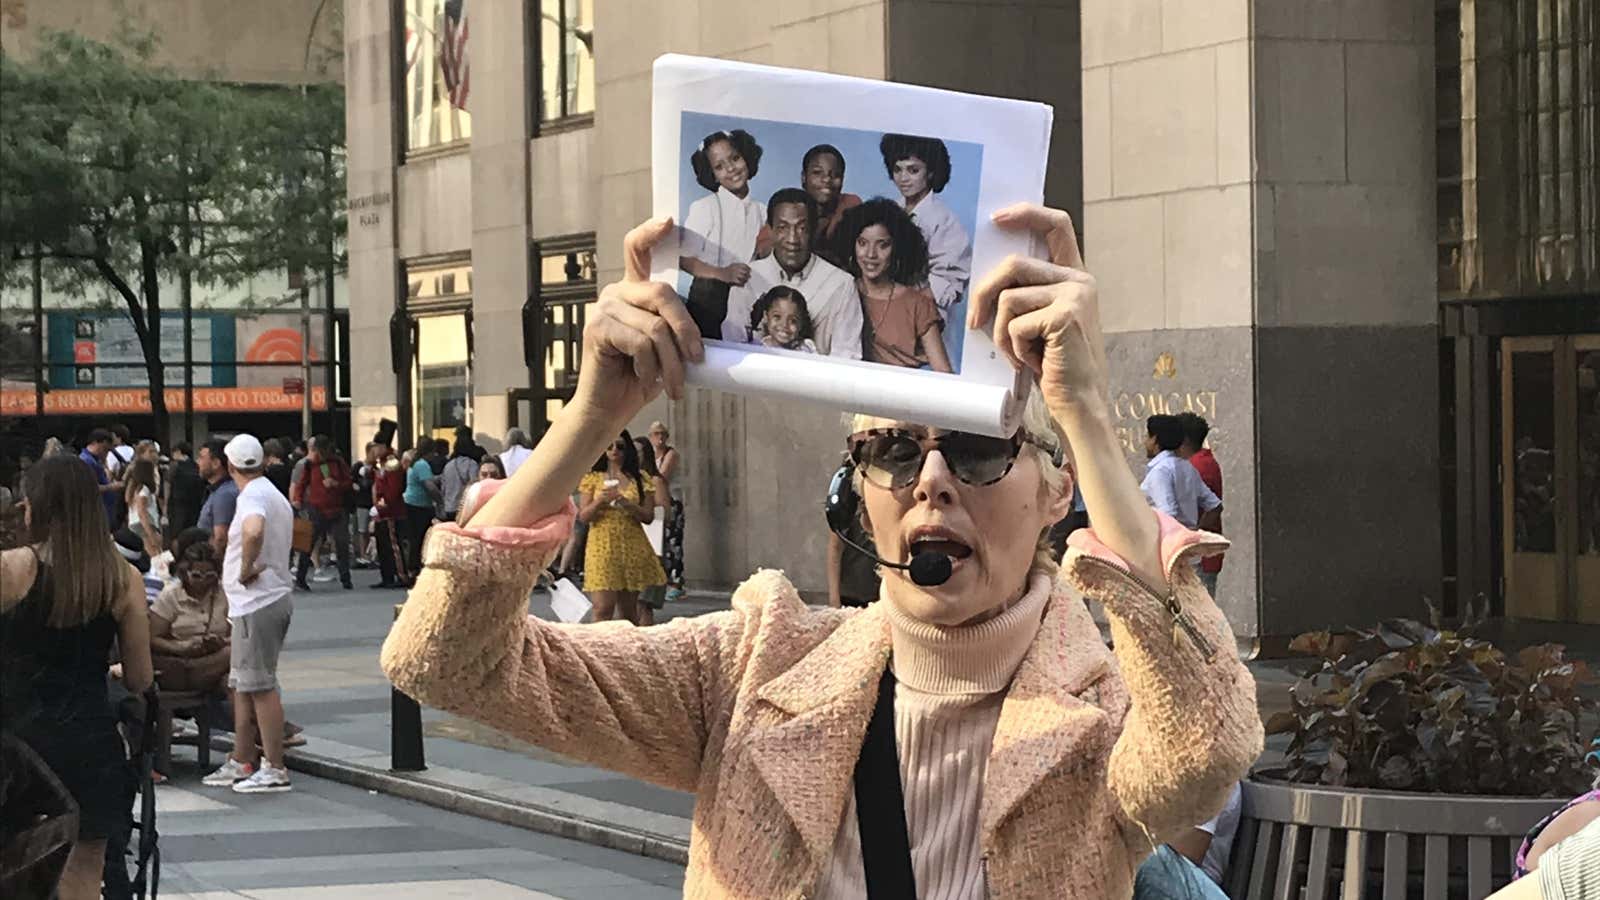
0, 29, 344, 442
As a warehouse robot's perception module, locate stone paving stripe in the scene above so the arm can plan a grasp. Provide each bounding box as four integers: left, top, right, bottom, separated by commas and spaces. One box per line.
221, 878, 560, 899
273, 749, 692, 865
157, 810, 400, 838
159, 824, 495, 863
153, 786, 235, 813
165, 848, 547, 882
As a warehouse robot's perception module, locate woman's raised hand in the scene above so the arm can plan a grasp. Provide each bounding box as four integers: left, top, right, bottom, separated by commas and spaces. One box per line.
968, 204, 1110, 424
576, 219, 706, 428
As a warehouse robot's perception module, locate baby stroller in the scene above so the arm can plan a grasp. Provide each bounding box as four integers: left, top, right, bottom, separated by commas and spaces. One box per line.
104, 686, 161, 899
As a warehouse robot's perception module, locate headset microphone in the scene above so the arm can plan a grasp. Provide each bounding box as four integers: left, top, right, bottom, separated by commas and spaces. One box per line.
825, 463, 954, 588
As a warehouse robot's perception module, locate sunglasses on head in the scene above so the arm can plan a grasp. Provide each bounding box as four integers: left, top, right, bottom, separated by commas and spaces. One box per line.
847, 427, 1057, 490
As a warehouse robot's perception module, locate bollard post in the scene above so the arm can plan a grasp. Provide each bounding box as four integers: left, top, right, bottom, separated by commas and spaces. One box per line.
390, 603, 426, 771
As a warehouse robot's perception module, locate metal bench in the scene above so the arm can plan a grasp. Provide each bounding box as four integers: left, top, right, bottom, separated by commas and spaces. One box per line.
1222, 778, 1563, 899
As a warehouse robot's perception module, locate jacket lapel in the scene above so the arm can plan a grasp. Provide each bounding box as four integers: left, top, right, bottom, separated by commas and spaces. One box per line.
744, 602, 892, 870
981, 580, 1117, 840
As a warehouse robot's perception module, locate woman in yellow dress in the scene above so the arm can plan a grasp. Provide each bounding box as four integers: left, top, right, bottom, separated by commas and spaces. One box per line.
577, 431, 666, 623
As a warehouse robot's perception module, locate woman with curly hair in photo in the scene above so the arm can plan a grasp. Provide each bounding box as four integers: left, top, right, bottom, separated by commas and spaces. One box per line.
680, 128, 772, 340
881, 133, 972, 314
839, 197, 953, 372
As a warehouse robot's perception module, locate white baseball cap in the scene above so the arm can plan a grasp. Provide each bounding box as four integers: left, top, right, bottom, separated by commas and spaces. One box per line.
224, 434, 264, 469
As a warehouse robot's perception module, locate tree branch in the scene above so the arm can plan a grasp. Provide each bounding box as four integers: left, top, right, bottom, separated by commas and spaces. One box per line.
90, 255, 151, 348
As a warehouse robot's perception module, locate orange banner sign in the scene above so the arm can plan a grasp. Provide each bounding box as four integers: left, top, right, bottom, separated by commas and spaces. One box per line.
0, 387, 330, 416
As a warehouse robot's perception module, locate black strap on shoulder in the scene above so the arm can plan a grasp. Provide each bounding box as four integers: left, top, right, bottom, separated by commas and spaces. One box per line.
854, 667, 917, 898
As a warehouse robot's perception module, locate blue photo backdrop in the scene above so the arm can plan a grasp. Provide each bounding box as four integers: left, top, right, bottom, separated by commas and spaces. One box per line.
678, 110, 983, 367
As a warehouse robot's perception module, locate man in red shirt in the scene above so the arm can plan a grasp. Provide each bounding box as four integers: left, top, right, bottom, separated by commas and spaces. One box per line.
292, 435, 354, 591
1178, 413, 1224, 597
370, 445, 410, 588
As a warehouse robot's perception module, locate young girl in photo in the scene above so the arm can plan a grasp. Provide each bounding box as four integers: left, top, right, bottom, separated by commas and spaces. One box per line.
679, 129, 771, 340
747, 285, 819, 354
879, 133, 972, 314
839, 198, 953, 372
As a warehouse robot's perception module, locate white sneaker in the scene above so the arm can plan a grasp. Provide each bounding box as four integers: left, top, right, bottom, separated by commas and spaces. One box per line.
172, 719, 198, 739
232, 763, 292, 794
312, 566, 337, 583
202, 757, 254, 787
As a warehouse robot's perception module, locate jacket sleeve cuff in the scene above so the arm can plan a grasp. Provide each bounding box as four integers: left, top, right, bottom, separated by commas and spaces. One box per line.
426, 497, 576, 561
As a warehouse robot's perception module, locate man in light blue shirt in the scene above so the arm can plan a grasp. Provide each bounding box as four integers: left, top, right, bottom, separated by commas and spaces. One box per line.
1141, 414, 1222, 532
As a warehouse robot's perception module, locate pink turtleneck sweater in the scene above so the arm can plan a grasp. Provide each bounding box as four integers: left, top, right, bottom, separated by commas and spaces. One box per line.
814, 573, 1052, 899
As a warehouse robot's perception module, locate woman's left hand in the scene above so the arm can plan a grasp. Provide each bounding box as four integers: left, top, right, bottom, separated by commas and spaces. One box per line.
968, 203, 1109, 424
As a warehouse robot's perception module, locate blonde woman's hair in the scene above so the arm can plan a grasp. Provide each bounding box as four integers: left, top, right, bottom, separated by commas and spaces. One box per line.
848, 389, 1068, 578
23, 455, 130, 626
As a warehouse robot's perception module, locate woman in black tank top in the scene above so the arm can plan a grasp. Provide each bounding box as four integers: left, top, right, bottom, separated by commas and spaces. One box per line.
1, 454, 153, 900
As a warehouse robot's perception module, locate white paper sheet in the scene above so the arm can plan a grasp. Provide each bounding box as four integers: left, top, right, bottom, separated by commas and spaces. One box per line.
644, 507, 665, 557
549, 578, 593, 624
652, 54, 1053, 437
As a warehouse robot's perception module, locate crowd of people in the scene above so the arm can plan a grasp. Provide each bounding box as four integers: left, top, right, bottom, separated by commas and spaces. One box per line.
0, 420, 569, 897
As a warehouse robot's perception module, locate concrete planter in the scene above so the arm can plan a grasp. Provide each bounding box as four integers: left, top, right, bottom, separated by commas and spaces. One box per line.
1223, 776, 1565, 900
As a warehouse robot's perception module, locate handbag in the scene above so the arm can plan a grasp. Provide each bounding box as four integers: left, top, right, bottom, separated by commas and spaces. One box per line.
854, 668, 917, 897
292, 517, 315, 555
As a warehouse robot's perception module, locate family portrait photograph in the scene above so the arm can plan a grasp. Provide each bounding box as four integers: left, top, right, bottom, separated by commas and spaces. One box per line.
674, 111, 984, 376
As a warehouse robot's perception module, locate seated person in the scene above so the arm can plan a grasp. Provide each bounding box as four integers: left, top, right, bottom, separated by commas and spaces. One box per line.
1134, 782, 1241, 900
148, 529, 229, 693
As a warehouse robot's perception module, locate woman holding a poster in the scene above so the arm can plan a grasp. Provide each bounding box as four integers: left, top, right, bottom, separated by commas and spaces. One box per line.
383, 207, 1260, 898
678, 129, 770, 340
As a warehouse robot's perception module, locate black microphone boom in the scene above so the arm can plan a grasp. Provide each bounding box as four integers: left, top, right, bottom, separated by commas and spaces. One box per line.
832, 530, 953, 588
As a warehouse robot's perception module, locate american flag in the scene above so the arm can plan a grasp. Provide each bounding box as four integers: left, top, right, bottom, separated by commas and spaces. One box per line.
439, 0, 470, 110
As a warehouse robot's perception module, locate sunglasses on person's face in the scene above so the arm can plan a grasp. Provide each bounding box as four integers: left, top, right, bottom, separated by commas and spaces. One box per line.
184, 568, 219, 582
847, 427, 1053, 490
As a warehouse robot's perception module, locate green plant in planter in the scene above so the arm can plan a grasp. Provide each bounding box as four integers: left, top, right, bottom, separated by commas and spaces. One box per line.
1265, 600, 1598, 797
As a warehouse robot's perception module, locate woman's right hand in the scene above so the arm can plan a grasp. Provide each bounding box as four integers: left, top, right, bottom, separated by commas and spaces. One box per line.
573, 219, 705, 432
721, 262, 752, 286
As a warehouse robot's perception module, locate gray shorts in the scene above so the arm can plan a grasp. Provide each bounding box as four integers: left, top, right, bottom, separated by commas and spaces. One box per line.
229, 597, 293, 693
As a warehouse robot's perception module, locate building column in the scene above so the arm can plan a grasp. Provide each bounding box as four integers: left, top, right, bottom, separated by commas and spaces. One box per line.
1081, 0, 1440, 644
465, 2, 535, 450
344, 0, 402, 451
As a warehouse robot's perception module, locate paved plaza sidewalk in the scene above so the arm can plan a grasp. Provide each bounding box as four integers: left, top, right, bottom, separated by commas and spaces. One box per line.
223, 580, 1307, 863
150, 763, 684, 897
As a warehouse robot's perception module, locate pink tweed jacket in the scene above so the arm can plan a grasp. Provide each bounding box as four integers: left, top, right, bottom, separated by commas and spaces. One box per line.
380, 502, 1262, 899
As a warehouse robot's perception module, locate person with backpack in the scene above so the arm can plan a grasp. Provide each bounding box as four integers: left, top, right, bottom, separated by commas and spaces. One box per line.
289, 436, 353, 591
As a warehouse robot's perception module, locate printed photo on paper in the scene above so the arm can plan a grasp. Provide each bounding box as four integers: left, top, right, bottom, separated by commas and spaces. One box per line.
675, 112, 983, 375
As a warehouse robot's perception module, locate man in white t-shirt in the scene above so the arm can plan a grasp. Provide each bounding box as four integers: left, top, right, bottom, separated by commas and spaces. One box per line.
202, 433, 298, 794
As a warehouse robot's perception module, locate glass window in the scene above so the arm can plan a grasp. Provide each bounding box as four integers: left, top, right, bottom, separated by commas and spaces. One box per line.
534, 241, 596, 399
1578, 344, 1599, 558
404, 0, 473, 153
414, 313, 472, 442
1511, 350, 1557, 554
407, 261, 474, 302
536, 0, 595, 125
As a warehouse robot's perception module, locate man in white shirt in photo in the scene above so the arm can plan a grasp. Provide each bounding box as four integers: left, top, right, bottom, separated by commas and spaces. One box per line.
1140, 414, 1223, 535
724, 188, 864, 360
202, 433, 298, 795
